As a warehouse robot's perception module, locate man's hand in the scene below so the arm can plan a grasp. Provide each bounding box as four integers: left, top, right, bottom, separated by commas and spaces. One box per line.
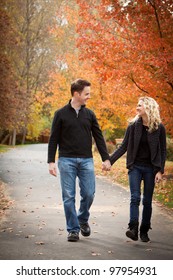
155, 171, 162, 184
49, 162, 57, 177
102, 159, 111, 171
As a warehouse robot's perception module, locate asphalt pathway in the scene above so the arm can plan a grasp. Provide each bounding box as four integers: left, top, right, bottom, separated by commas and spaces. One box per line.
0, 144, 173, 260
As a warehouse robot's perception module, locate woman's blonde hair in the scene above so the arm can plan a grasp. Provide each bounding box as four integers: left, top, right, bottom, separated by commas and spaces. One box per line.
130, 96, 161, 132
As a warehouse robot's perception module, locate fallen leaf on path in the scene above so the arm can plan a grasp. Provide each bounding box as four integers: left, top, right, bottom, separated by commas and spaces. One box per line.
91, 252, 101, 256
5, 227, 13, 232
25, 235, 35, 238
35, 241, 45, 245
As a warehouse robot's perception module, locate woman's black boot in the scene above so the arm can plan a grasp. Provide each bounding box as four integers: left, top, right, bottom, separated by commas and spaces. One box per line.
140, 224, 150, 242
126, 222, 139, 241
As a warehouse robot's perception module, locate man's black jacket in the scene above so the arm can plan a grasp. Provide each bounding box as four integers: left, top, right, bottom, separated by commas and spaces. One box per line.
48, 102, 110, 163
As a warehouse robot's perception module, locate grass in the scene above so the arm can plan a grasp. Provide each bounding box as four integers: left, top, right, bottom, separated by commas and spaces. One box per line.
93, 150, 173, 210
0, 144, 12, 153
154, 161, 173, 208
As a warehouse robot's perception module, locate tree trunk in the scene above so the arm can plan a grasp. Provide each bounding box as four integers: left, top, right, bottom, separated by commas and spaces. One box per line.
0, 131, 4, 142
9, 134, 12, 145
12, 128, 17, 146
21, 127, 27, 144
1, 134, 10, 144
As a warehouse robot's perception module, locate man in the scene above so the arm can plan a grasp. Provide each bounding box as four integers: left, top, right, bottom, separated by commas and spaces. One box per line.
48, 79, 111, 242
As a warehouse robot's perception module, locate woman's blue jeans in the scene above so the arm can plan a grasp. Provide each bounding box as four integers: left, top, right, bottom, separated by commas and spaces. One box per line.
128, 164, 155, 226
58, 157, 95, 233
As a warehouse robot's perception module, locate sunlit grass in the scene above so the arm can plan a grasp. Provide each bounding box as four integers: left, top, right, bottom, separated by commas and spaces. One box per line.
154, 181, 173, 208
0, 144, 12, 153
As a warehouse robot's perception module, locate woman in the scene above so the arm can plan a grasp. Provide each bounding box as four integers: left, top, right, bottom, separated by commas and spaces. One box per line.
107, 97, 166, 242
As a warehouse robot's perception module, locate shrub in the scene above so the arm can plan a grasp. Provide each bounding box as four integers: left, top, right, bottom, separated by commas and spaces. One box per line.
166, 138, 173, 161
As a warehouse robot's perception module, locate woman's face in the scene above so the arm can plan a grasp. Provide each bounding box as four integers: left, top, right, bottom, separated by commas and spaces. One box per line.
136, 100, 146, 117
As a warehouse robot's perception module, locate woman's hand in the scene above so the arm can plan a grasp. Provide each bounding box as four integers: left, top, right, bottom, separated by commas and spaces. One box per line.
155, 171, 162, 184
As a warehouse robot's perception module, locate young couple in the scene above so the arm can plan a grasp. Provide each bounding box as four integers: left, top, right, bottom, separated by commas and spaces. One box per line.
48, 79, 166, 243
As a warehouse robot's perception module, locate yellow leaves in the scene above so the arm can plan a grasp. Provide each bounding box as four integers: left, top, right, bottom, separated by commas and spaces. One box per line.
26, 103, 45, 140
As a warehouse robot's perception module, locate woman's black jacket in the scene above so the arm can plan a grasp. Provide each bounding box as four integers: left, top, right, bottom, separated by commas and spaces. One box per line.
110, 118, 166, 174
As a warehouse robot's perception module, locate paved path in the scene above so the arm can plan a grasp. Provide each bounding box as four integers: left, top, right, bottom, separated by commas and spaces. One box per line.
0, 144, 173, 260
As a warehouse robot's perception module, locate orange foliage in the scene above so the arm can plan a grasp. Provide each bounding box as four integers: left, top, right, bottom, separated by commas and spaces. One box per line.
43, 1, 132, 133
76, 0, 173, 136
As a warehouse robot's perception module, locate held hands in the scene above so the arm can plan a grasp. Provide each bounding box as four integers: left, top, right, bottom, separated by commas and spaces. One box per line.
49, 162, 57, 177
102, 159, 111, 171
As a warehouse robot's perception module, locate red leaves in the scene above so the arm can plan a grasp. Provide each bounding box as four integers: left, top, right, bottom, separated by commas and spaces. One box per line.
76, 0, 173, 135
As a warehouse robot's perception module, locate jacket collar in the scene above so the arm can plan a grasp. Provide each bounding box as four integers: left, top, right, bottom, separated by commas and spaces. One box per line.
68, 99, 86, 109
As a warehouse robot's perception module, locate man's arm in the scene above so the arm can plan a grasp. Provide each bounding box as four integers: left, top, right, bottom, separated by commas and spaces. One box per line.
47, 110, 61, 164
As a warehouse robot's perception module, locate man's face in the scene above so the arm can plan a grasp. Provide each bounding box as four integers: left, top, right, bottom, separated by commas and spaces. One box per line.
77, 86, 91, 105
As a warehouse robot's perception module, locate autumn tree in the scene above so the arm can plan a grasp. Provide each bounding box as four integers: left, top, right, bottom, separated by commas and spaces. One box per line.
76, 0, 173, 135
1, 0, 63, 144
42, 0, 124, 136
0, 1, 24, 145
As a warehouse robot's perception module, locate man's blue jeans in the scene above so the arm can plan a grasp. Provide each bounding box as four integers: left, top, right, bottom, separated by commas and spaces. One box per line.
128, 164, 155, 226
58, 157, 95, 233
